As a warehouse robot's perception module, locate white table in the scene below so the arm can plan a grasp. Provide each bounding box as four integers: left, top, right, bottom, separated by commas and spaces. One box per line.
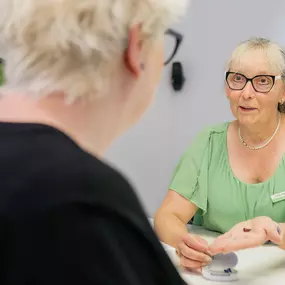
149, 219, 285, 285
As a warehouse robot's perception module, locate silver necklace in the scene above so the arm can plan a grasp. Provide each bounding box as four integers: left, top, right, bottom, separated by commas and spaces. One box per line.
238, 113, 281, 150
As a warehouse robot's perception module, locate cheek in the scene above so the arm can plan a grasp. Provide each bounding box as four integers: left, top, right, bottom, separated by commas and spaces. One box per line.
226, 89, 240, 105
260, 91, 279, 109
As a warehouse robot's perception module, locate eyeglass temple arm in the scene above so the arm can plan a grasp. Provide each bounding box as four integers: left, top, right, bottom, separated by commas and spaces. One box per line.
166, 28, 183, 41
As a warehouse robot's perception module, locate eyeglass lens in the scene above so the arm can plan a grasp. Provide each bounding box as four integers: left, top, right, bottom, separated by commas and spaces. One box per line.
227, 73, 274, 93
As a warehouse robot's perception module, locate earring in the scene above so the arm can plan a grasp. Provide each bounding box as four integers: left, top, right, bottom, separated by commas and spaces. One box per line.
140, 63, 145, 70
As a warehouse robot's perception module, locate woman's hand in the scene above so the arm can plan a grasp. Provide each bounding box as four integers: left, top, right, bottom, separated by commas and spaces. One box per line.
176, 233, 212, 271
209, 216, 283, 254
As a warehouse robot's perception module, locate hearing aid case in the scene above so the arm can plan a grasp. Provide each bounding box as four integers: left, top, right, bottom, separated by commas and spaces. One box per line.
202, 252, 238, 282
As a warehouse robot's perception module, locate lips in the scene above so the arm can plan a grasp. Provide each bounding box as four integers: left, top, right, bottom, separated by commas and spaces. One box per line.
239, 106, 257, 111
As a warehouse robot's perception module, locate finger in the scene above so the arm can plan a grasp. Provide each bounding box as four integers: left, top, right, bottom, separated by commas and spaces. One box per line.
209, 238, 231, 255
210, 233, 251, 254
209, 233, 233, 254
218, 231, 233, 239
212, 232, 233, 244
193, 235, 213, 255
178, 242, 212, 263
194, 235, 209, 246
180, 255, 204, 269
265, 224, 282, 245
183, 234, 209, 253
222, 237, 262, 253
186, 267, 202, 274
212, 230, 256, 244
210, 233, 264, 254
212, 230, 236, 247
195, 267, 202, 273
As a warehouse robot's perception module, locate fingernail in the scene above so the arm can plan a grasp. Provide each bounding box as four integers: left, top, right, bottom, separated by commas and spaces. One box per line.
277, 226, 281, 235
205, 256, 212, 263
206, 250, 212, 256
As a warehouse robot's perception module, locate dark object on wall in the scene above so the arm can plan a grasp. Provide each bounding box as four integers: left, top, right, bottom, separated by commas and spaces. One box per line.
171, 61, 185, 91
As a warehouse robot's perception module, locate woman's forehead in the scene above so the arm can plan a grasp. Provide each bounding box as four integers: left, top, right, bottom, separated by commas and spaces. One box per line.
229, 48, 283, 76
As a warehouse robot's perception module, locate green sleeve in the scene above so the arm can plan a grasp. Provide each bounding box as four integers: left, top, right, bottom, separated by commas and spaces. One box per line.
169, 128, 211, 214
0, 62, 4, 85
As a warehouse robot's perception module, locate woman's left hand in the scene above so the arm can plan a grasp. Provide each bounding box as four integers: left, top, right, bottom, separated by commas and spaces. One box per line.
209, 216, 283, 254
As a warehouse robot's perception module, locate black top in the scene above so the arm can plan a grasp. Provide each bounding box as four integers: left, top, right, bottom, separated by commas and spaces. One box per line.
0, 123, 186, 285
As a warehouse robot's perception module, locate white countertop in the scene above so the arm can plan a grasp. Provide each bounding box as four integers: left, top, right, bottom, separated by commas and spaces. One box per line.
149, 219, 285, 285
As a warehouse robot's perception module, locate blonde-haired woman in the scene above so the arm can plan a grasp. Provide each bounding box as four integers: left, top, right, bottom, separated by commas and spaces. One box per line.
155, 37, 285, 272
0, 0, 188, 284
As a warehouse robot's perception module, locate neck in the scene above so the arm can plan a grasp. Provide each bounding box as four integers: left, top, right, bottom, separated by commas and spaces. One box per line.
238, 113, 281, 146
0, 92, 129, 157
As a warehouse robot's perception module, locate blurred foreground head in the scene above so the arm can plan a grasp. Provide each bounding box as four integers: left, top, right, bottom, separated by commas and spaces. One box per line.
0, 0, 188, 154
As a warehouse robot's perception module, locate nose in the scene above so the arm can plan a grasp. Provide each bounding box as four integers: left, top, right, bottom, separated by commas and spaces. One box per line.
241, 81, 255, 99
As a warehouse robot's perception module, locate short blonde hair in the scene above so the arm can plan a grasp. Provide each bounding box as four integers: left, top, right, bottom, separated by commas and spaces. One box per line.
227, 37, 285, 78
0, 0, 187, 101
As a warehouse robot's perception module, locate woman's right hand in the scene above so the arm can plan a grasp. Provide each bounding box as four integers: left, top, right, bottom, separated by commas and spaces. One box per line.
176, 233, 212, 271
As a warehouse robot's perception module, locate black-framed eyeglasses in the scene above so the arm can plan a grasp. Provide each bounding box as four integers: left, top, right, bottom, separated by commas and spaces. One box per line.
164, 29, 183, 65
225, 71, 282, 93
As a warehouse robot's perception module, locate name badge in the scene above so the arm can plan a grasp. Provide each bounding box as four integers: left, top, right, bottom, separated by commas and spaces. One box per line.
271, 192, 285, 203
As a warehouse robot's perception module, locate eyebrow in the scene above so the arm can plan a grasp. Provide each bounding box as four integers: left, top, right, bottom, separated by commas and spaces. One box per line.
255, 71, 272, 75
229, 70, 276, 76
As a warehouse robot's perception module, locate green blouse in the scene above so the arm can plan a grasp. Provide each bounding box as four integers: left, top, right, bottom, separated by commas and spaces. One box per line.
0, 62, 4, 86
169, 123, 285, 233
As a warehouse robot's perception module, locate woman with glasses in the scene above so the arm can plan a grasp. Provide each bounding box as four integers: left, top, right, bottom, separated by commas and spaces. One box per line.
0, 1, 188, 284
155, 37, 285, 272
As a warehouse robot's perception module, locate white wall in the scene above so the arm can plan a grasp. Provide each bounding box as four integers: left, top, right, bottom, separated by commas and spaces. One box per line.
104, 0, 285, 216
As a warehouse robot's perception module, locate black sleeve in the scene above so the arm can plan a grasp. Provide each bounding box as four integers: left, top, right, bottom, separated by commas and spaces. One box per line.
27, 203, 186, 285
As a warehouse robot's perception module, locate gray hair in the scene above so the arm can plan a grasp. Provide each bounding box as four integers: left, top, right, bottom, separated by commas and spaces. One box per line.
227, 37, 285, 112
0, 0, 188, 101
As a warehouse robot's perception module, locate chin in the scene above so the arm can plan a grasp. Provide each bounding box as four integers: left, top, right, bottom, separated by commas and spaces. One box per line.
237, 116, 257, 126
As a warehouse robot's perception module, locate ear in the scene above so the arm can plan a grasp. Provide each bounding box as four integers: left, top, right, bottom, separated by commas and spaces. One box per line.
124, 24, 143, 78
279, 88, 285, 104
